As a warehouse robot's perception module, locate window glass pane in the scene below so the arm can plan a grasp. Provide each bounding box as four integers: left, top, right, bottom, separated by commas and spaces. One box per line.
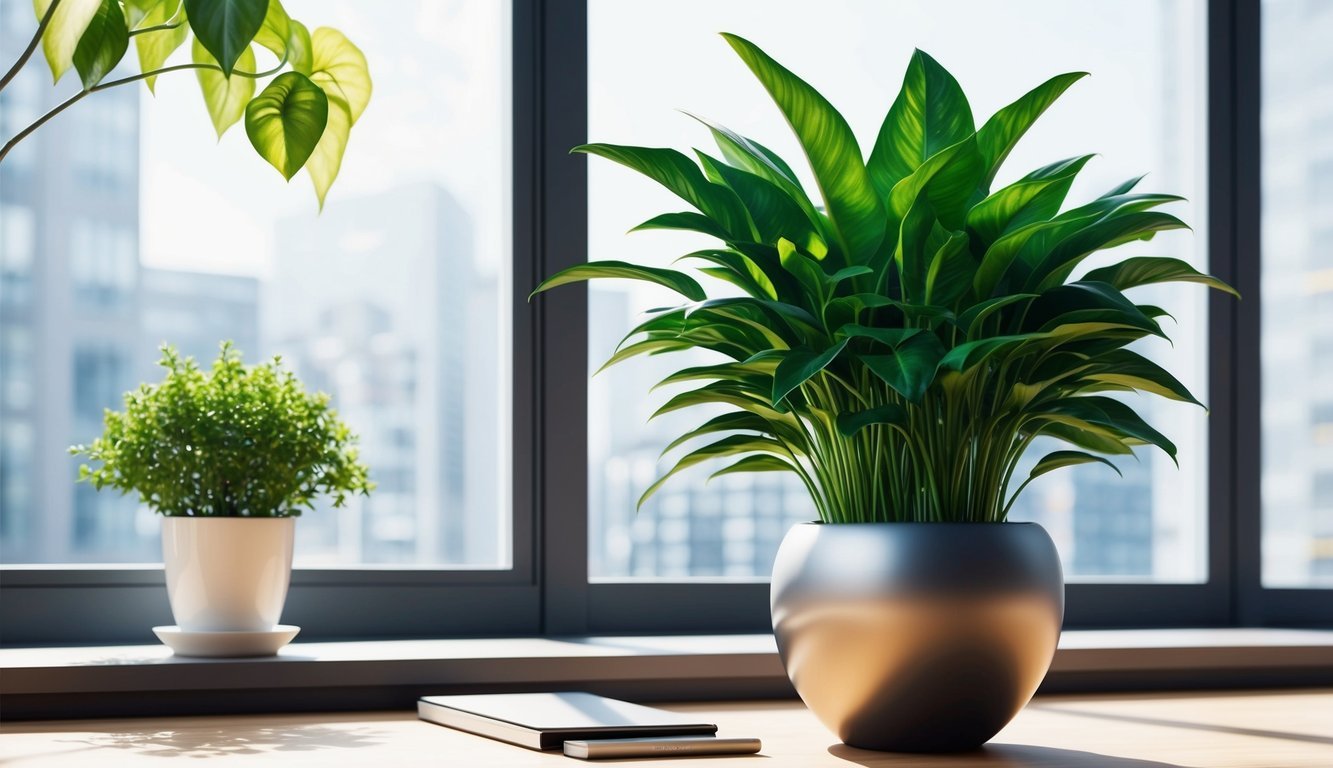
1261, 0, 1333, 587
0, 0, 512, 567
588, 0, 1208, 582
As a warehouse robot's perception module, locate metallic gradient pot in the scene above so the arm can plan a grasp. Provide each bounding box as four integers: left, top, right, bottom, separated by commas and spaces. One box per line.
770, 521, 1064, 752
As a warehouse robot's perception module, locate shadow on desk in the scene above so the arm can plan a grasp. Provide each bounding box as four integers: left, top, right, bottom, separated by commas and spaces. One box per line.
828, 743, 1182, 767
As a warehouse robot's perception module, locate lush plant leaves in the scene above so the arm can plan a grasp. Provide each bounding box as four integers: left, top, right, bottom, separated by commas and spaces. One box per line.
302, 27, 370, 207
245, 71, 328, 180
723, 33, 886, 264
34, 0, 101, 83
252, 0, 310, 74
71, 0, 128, 89
860, 332, 946, 402
193, 40, 255, 137
836, 403, 908, 437
967, 154, 1093, 245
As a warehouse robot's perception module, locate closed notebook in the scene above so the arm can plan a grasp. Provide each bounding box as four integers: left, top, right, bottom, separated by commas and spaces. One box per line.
417, 692, 718, 751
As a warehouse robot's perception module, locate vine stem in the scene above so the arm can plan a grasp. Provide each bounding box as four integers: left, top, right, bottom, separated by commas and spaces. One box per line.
0, 0, 61, 92
0, 60, 285, 164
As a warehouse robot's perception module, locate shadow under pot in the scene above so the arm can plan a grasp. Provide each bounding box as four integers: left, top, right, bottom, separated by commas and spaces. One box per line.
770, 521, 1064, 753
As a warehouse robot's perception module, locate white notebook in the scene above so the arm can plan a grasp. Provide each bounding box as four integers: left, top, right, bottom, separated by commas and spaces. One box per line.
417, 692, 718, 751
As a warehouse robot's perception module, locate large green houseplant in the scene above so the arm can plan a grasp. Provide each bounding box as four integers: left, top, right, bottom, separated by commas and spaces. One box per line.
534, 34, 1236, 751
72, 343, 372, 655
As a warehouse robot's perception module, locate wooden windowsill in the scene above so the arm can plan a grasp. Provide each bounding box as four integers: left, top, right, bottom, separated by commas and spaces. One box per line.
2, 628, 1332, 720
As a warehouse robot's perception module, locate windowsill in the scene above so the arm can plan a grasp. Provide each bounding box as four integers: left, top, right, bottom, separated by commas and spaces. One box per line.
4, 629, 1332, 720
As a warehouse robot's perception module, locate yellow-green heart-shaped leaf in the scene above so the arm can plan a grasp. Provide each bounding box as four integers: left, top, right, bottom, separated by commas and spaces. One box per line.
33, 0, 101, 83
309, 27, 371, 123
72, 0, 129, 90
129, 0, 187, 93
304, 93, 349, 208
253, 1, 312, 75
194, 39, 255, 137
183, 0, 266, 77
246, 71, 328, 180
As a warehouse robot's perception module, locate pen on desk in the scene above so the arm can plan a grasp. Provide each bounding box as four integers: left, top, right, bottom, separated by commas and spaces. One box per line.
563, 736, 762, 759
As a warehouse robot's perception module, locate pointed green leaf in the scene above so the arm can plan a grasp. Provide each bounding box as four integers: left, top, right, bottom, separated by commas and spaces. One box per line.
72, 0, 128, 90
722, 33, 886, 264
924, 231, 973, 307
1082, 349, 1203, 406
576, 144, 751, 240
1028, 211, 1190, 292
193, 40, 255, 137
245, 71, 329, 180
1027, 450, 1122, 480
772, 340, 849, 404
531, 261, 707, 301
662, 411, 780, 455
1083, 257, 1239, 298
838, 324, 921, 349
976, 71, 1088, 186
184, 0, 266, 77
34, 0, 101, 83
956, 294, 1038, 338
131, 0, 187, 93
868, 49, 975, 201
708, 454, 799, 481
966, 154, 1094, 245
702, 154, 820, 247
939, 333, 1046, 372
1046, 396, 1177, 462
639, 433, 789, 508
631, 211, 734, 242
252, 0, 290, 60
860, 332, 946, 402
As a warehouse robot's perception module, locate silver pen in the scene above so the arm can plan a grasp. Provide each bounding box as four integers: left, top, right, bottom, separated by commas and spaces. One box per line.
563, 736, 762, 759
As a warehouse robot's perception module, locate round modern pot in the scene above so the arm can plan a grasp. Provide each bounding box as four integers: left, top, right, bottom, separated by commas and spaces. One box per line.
162, 516, 296, 632
770, 521, 1064, 753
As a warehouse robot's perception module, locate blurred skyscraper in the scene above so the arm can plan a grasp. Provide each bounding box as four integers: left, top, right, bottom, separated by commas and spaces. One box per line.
0, 10, 144, 562
268, 183, 501, 566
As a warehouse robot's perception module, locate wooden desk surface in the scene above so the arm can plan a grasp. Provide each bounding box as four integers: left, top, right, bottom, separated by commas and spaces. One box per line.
2, 690, 1331, 767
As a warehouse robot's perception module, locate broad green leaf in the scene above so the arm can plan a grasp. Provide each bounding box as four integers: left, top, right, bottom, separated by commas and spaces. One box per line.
708, 454, 798, 480
595, 338, 692, 375
923, 231, 972, 307
976, 71, 1088, 186
662, 411, 784, 455
72, 0, 128, 90
939, 333, 1046, 372
130, 0, 187, 93
860, 332, 946, 403
122, 0, 158, 28
308, 27, 370, 121
1024, 281, 1164, 338
184, 0, 266, 77
1082, 349, 1202, 406
631, 211, 734, 242
836, 404, 908, 438
1029, 450, 1122, 480
886, 135, 985, 232
193, 40, 255, 137
723, 33, 886, 264
245, 71, 329, 180
772, 340, 848, 404
966, 155, 1093, 245
34, 0, 101, 83
868, 49, 975, 201
1083, 257, 1239, 298
252, 0, 290, 60
956, 293, 1038, 338
1046, 396, 1177, 462
678, 249, 779, 301
702, 154, 820, 247
776, 237, 827, 307
305, 94, 349, 209
285, 20, 313, 75
577, 144, 751, 239
531, 261, 707, 301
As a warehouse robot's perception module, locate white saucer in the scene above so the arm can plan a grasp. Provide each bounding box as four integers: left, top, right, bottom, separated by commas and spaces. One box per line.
153, 625, 300, 657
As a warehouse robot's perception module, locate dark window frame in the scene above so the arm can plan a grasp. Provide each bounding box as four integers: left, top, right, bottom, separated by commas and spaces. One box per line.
0, 0, 1328, 648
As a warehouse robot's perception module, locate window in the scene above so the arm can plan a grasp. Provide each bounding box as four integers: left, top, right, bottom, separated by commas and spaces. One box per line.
1, 0, 1328, 645
586, 0, 1209, 583
1261, 0, 1333, 589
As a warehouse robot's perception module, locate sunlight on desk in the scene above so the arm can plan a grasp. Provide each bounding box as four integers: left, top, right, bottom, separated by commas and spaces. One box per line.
2, 690, 1331, 767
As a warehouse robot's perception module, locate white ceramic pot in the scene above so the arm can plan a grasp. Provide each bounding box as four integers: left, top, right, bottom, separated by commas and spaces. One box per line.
162, 517, 296, 632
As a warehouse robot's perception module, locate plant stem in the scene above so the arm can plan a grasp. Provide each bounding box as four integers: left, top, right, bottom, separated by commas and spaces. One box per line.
0, 0, 60, 93
0, 60, 286, 164
128, 21, 184, 37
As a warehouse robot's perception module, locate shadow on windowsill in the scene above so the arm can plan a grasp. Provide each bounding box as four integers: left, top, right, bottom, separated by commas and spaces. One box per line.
47, 722, 387, 759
